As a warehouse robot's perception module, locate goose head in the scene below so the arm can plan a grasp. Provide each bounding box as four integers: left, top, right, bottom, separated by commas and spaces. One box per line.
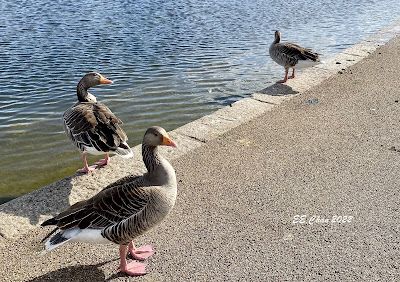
80, 72, 113, 88
273, 30, 281, 44
143, 126, 177, 148
77, 72, 113, 102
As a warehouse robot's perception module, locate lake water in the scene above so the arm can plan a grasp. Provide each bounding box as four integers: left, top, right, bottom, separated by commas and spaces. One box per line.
1, 0, 400, 203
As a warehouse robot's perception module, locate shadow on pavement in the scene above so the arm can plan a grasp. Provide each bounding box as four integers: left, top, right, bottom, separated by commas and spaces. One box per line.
27, 264, 106, 282
0, 177, 74, 226
257, 83, 299, 96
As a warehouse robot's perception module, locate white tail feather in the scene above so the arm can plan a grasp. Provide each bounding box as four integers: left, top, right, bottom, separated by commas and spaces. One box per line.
44, 229, 80, 251
116, 142, 134, 158
44, 228, 109, 251
45, 237, 72, 251
296, 59, 320, 69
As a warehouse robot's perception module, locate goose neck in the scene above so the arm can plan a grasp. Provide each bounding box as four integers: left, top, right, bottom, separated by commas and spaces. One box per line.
77, 80, 90, 102
273, 33, 280, 44
142, 144, 162, 173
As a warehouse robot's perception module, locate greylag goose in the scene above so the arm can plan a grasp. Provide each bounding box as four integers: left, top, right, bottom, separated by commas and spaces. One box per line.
41, 126, 177, 276
63, 72, 133, 173
269, 30, 320, 83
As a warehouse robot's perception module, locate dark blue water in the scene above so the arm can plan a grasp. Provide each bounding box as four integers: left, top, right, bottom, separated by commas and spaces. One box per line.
1, 0, 399, 200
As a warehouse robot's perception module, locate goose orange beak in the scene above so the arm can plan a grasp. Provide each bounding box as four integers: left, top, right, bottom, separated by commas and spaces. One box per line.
162, 135, 177, 147
99, 76, 113, 84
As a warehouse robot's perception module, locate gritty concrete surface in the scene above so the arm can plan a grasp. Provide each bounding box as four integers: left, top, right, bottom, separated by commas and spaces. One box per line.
1, 24, 400, 281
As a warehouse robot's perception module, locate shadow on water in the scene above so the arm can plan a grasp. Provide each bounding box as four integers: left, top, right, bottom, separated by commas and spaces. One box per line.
213, 94, 246, 106
0, 196, 16, 205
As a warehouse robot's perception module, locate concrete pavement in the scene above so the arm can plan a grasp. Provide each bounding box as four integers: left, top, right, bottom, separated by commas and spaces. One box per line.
1, 27, 400, 281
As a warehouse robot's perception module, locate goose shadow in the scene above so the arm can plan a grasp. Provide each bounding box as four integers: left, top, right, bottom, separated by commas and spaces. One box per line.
27, 261, 110, 282
213, 94, 246, 106
257, 82, 299, 96
26, 258, 144, 282
211, 83, 297, 107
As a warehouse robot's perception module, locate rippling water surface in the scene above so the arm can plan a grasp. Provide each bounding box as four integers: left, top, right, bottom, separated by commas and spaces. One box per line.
1, 0, 400, 202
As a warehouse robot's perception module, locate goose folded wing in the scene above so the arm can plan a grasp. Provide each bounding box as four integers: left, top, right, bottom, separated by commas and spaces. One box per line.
102, 175, 142, 191
274, 43, 304, 62
280, 43, 318, 61
63, 102, 128, 151
52, 180, 150, 230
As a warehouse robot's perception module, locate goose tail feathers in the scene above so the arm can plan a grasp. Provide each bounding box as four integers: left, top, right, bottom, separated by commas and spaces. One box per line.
116, 142, 134, 158
303, 49, 320, 62
44, 229, 79, 251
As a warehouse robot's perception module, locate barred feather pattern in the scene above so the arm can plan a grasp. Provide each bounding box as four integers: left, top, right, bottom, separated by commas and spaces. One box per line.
269, 43, 319, 68
42, 141, 177, 246
63, 102, 131, 156
102, 189, 175, 245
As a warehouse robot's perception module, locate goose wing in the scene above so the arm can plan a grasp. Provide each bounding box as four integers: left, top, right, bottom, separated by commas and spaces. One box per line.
103, 174, 142, 191
274, 42, 319, 65
63, 102, 128, 153
42, 177, 150, 230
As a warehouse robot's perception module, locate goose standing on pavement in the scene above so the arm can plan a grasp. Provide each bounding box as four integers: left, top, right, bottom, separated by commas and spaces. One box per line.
63, 72, 133, 173
269, 30, 320, 83
42, 126, 177, 276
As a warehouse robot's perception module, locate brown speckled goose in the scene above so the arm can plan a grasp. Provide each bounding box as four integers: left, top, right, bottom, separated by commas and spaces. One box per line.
63, 72, 133, 173
42, 126, 177, 276
269, 30, 320, 83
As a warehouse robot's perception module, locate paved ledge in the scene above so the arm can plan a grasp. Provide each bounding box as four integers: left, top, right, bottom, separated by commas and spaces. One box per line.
1, 19, 399, 247
174, 98, 274, 143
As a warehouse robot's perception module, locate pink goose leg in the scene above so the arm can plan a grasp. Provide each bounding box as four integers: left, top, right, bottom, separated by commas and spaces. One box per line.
95, 153, 110, 167
128, 241, 154, 261
277, 68, 289, 83
119, 245, 147, 276
77, 152, 96, 173
288, 68, 295, 79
